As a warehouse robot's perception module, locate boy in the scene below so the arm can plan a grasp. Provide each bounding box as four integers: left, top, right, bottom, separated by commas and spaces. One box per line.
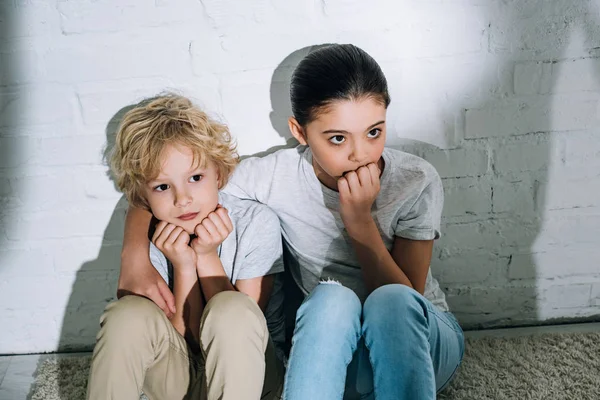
86, 94, 284, 400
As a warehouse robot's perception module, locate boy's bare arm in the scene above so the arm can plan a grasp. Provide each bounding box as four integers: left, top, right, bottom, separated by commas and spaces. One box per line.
119, 206, 176, 317
192, 206, 238, 303
152, 221, 202, 349
235, 275, 274, 311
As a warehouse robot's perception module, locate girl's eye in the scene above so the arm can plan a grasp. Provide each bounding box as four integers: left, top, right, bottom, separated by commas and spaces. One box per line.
329, 135, 345, 145
154, 184, 169, 192
367, 128, 382, 138
189, 174, 203, 183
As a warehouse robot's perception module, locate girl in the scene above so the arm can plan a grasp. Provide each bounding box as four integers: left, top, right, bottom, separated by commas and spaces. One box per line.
120, 44, 464, 399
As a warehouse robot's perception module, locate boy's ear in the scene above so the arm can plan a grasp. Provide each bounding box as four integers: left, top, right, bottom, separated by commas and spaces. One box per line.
288, 117, 307, 146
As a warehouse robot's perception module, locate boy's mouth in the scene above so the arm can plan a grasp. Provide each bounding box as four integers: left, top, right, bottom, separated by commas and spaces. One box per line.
178, 212, 199, 221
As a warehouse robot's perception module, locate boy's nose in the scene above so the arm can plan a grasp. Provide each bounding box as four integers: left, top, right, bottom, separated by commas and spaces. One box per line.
174, 191, 192, 207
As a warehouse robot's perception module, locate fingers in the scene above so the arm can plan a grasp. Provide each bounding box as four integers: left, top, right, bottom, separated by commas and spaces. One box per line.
157, 279, 176, 315
151, 220, 169, 244
338, 176, 350, 197
344, 170, 360, 194
209, 208, 233, 237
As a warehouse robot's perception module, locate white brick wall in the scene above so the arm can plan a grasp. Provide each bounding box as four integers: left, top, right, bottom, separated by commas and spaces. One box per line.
0, 0, 599, 354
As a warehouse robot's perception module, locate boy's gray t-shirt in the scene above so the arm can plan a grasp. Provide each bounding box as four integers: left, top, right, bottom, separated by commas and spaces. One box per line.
223, 145, 449, 312
149, 192, 285, 355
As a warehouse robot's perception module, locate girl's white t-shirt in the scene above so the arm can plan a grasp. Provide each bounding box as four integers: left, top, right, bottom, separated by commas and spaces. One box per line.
224, 145, 449, 312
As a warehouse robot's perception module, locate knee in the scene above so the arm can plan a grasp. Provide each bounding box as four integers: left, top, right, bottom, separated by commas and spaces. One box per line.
363, 284, 426, 323
201, 291, 267, 340
295, 282, 362, 334
99, 295, 166, 340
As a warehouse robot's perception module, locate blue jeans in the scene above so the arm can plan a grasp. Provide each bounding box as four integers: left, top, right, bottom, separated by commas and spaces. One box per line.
283, 283, 464, 400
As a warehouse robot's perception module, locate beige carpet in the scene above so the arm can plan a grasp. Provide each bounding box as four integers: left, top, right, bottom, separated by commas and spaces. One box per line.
30, 332, 600, 399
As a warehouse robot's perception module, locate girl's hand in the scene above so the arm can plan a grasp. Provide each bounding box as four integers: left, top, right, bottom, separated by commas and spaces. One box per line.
338, 163, 381, 231
152, 221, 197, 271
191, 205, 233, 257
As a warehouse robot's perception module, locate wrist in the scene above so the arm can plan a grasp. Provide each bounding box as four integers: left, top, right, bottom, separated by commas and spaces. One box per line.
343, 214, 375, 236
172, 260, 198, 275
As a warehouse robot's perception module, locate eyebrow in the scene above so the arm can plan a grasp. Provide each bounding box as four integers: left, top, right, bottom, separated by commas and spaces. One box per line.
322, 120, 385, 135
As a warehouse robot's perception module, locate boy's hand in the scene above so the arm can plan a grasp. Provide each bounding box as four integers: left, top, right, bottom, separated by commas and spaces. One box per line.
152, 221, 197, 271
191, 206, 233, 257
338, 163, 381, 230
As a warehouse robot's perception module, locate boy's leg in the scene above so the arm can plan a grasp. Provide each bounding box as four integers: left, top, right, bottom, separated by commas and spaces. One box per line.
283, 282, 363, 400
362, 284, 465, 400
199, 291, 282, 400
86, 295, 203, 400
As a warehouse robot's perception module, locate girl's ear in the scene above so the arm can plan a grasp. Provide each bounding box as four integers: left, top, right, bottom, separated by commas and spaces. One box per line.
288, 117, 308, 146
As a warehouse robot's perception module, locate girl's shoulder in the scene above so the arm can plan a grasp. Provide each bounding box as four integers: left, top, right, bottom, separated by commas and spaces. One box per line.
382, 147, 441, 186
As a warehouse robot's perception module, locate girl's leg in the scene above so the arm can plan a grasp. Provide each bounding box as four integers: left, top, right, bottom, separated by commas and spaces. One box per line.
284, 282, 362, 400
362, 284, 464, 400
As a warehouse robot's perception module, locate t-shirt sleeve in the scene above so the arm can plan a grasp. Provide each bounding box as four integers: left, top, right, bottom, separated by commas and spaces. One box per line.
149, 242, 170, 285
222, 154, 277, 204
394, 168, 444, 241
236, 205, 284, 280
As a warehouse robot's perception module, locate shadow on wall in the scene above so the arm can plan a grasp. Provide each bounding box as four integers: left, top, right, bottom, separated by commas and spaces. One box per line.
267, 3, 600, 331
0, 1, 22, 272
420, 2, 600, 329
51, 106, 136, 399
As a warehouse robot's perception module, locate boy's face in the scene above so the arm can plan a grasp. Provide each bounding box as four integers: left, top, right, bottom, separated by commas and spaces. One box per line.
291, 98, 386, 190
144, 143, 220, 235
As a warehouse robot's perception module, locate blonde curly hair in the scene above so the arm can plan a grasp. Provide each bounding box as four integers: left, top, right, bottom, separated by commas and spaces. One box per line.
110, 94, 239, 209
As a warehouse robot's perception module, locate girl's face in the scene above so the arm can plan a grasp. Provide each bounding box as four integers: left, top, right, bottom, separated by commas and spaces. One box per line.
289, 97, 387, 190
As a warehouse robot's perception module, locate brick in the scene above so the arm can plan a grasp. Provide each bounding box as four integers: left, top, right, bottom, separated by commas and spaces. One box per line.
439, 218, 539, 253
7, 203, 118, 241
76, 80, 220, 126
44, 42, 190, 83
432, 251, 509, 285
191, 32, 321, 75
490, 13, 598, 60
11, 173, 81, 210
331, 3, 486, 59
58, 0, 204, 34
592, 284, 600, 307
550, 58, 600, 94
445, 285, 539, 318
492, 179, 535, 214
35, 135, 106, 166
494, 141, 553, 173
0, 1, 61, 39
442, 178, 492, 216
422, 148, 488, 178
0, 248, 53, 277
54, 242, 122, 274
466, 96, 600, 138
0, 49, 42, 85
563, 131, 600, 169
0, 86, 73, 127
537, 215, 600, 248
541, 284, 592, 309
513, 62, 552, 95
0, 137, 35, 168
537, 176, 600, 211
508, 249, 600, 280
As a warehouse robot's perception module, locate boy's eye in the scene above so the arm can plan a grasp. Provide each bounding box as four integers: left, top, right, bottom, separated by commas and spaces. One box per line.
367, 128, 382, 138
189, 174, 203, 183
329, 135, 345, 145
154, 184, 169, 192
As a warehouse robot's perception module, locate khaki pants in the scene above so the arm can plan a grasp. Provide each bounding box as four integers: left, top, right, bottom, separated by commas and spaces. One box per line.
86, 291, 283, 400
